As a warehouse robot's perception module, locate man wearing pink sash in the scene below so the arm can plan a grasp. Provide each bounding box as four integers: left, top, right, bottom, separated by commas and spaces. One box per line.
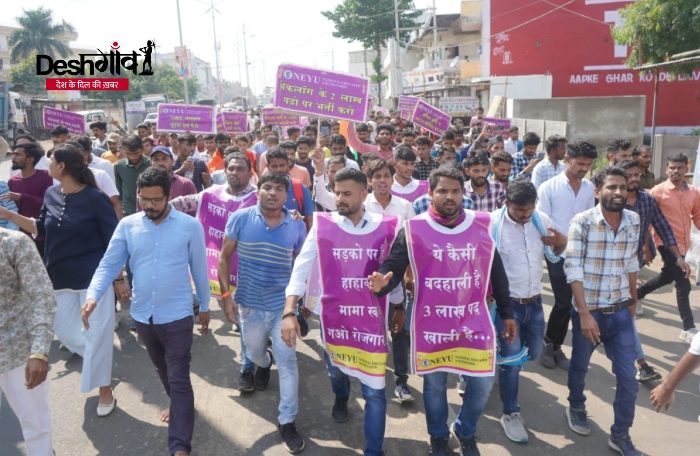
171, 152, 258, 384
283, 168, 400, 456
391, 146, 430, 203
369, 166, 516, 456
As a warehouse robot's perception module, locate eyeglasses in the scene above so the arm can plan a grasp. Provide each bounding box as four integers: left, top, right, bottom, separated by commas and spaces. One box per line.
138, 196, 167, 205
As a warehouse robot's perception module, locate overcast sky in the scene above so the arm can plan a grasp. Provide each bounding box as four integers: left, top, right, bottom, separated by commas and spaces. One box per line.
2, 0, 461, 94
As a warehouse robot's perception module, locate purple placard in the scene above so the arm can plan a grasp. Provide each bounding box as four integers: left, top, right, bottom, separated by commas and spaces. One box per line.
156, 103, 215, 134
43, 107, 85, 135
261, 108, 301, 126
407, 212, 496, 376
411, 99, 451, 136
275, 63, 370, 122
398, 95, 420, 120
481, 117, 512, 137
216, 112, 248, 134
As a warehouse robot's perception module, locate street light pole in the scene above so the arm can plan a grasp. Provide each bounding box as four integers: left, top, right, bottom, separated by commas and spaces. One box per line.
209, 0, 223, 106
242, 24, 251, 109
394, 0, 402, 101
176, 0, 190, 103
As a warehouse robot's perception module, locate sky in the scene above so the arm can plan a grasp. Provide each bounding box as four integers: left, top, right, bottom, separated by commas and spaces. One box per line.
2, 0, 461, 95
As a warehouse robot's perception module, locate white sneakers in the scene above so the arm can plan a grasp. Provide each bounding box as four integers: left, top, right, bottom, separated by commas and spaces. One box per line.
500, 412, 528, 443
679, 328, 699, 344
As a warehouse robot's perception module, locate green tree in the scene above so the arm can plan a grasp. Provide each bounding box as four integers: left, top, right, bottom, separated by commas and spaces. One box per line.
8, 8, 75, 62
322, 0, 421, 100
8, 55, 49, 94
613, 0, 700, 71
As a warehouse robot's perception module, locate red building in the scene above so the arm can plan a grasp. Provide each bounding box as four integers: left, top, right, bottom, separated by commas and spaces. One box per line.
488, 0, 700, 128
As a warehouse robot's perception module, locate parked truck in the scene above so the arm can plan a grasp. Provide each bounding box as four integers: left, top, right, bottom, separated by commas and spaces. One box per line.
0, 82, 27, 141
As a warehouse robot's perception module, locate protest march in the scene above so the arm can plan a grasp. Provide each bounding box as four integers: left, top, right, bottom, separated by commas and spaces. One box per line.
1, 3, 700, 455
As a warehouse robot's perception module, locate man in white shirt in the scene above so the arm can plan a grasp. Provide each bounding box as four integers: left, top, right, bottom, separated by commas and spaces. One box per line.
364, 158, 415, 403
69, 140, 123, 219
391, 146, 429, 203
312, 155, 347, 212
504, 126, 523, 155
491, 180, 566, 443
76, 136, 116, 183
536, 141, 598, 370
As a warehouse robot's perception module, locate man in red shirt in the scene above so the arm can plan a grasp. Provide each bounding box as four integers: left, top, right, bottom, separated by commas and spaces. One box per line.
4, 142, 53, 256
150, 146, 197, 204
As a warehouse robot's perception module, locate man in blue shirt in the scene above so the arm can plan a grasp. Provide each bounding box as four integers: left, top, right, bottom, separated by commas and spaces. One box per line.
266, 147, 314, 231
218, 172, 307, 454
83, 167, 210, 456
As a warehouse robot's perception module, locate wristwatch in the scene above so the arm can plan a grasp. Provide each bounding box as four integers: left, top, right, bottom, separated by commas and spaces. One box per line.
29, 353, 49, 362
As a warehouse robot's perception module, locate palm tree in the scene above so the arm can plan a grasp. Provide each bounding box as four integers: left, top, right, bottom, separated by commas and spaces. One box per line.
8, 8, 76, 62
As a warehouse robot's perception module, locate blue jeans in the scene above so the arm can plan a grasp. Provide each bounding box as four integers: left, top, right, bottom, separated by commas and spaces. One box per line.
568, 308, 639, 438
495, 298, 545, 414
423, 372, 494, 439
323, 351, 386, 456
240, 306, 298, 425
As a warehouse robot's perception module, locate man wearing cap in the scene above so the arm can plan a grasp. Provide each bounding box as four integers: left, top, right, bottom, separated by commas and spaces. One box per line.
150, 146, 197, 201
101, 133, 122, 164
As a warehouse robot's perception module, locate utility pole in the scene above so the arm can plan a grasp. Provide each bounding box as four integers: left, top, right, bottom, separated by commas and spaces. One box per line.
394, 0, 402, 101
176, 0, 190, 103
432, 0, 438, 66
242, 24, 251, 110
208, 0, 223, 106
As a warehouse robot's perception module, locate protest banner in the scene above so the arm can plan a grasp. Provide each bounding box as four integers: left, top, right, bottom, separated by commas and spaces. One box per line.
406, 212, 496, 377
398, 95, 420, 120
196, 188, 257, 297
275, 63, 370, 123
216, 111, 248, 134
42, 106, 85, 135
411, 99, 451, 136
156, 103, 215, 134
261, 108, 301, 126
315, 213, 398, 389
482, 116, 512, 137
438, 96, 480, 115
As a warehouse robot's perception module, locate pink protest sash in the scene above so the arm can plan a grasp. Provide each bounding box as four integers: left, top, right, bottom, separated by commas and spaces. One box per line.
391, 179, 429, 203
406, 211, 496, 376
196, 185, 257, 297
316, 212, 398, 389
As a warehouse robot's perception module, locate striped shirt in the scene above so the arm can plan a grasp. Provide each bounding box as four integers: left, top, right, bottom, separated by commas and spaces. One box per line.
225, 205, 306, 311
464, 180, 506, 212
564, 206, 640, 310
625, 189, 676, 266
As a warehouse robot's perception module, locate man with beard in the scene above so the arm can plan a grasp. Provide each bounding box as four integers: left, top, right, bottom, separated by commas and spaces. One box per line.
84, 167, 209, 456
536, 141, 597, 370
283, 168, 399, 456
637, 153, 700, 343
114, 135, 151, 216
369, 166, 515, 456
632, 145, 655, 190
511, 132, 543, 181
150, 147, 197, 201
174, 134, 211, 192
532, 135, 567, 189
490, 151, 513, 187
346, 123, 395, 162
619, 159, 688, 383
564, 166, 641, 456
5, 142, 53, 253
219, 173, 307, 454
463, 153, 506, 212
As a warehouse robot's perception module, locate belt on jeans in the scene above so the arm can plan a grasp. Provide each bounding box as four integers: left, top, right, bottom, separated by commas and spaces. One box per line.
591, 299, 633, 315
510, 295, 540, 304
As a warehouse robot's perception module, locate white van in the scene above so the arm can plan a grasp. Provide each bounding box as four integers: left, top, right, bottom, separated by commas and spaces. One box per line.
77, 110, 109, 134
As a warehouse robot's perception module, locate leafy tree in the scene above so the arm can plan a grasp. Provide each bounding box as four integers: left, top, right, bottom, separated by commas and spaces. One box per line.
8, 55, 50, 94
613, 0, 700, 72
8, 8, 75, 62
322, 0, 421, 100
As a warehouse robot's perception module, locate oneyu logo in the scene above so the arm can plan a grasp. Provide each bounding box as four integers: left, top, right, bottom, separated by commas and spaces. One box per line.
36, 40, 156, 76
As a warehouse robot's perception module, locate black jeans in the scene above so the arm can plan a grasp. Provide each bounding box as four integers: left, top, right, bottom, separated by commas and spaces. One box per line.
388, 303, 410, 386
545, 259, 573, 349
638, 246, 694, 330
135, 316, 195, 455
